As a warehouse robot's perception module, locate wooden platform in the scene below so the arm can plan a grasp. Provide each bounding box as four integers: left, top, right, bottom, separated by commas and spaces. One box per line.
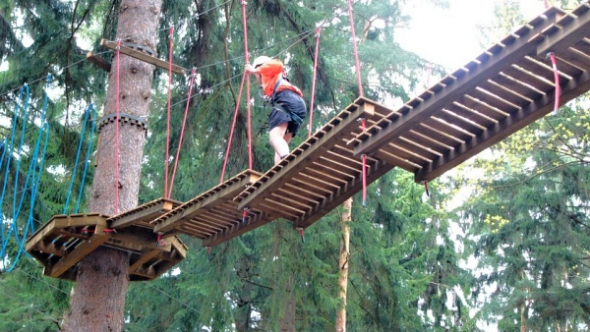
26, 214, 186, 281
152, 169, 274, 247
234, 98, 395, 232
352, 4, 590, 183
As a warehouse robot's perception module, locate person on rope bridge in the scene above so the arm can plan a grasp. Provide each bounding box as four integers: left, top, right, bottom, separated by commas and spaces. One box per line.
245, 56, 307, 165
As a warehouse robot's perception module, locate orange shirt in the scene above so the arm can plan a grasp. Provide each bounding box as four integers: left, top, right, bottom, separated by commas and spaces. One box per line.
257, 59, 303, 98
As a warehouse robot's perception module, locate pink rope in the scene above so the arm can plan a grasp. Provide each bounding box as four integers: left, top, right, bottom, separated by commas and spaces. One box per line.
549, 53, 560, 113
241, 0, 253, 170
220, 72, 247, 184
168, 68, 196, 198
114, 40, 121, 214
308, 27, 321, 138
347, 0, 363, 97
361, 118, 367, 207
164, 27, 174, 198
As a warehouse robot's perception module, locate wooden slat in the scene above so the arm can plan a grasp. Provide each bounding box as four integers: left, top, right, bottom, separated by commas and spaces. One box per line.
109, 198, 181, 229
153, 170, 261, 234
100, 39, 186, 74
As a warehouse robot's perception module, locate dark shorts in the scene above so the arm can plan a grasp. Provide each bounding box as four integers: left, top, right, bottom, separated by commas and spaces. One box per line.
268, 90, 307, 137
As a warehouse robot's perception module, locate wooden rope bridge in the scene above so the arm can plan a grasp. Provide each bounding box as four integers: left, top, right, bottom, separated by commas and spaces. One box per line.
27, 4, 590, 281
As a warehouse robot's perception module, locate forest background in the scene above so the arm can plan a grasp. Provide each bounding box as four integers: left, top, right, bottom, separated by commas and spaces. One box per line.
0, 0, 589, 331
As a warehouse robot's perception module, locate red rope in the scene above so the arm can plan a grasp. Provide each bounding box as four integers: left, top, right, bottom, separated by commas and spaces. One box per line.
361, 118, 367, 207
308, 27, 321, 138
549, 53, 560, 114
220, 72, 247, 184
347, 0, 363, 97
241, 0, 253, 170
169, 68, 196, 198
544, 0, 550, 9
114, 40, 121, 214
164, 27, 174, 198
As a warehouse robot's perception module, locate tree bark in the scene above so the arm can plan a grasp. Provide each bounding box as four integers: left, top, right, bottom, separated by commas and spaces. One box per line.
335, 197, 352, 332
61, 1, 162, 331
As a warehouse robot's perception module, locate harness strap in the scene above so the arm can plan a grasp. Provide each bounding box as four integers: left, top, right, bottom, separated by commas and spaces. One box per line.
269, 76, 303, 125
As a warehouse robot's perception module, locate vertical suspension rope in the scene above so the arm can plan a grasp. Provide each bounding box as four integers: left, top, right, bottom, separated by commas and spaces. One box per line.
220, 73, 248, 184
165, 26, 174, 198
241, 0, 253, 169
115, 40, 121, 214
548, 53, 560, 114
169, 68, 197, 198
347, 0, 363, 97
308, 27, 321, 138
361, 119, 367, 207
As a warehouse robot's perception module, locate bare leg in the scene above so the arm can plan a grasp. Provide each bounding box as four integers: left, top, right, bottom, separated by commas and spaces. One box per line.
270, 122, 290, 164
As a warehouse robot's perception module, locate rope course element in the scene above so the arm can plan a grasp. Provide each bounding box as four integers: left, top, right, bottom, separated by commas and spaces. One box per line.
63, 104, 97, 214
165, 27, 175, 198
347, 0, 364, 97
308, 27, 321, 138
1, 78, 50, 272
241, 0, 253, 170
548, 52, 561, 115
168, 68, 197, 198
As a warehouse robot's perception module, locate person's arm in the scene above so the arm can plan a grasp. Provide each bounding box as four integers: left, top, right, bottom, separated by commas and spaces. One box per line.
245, 63, 258, 75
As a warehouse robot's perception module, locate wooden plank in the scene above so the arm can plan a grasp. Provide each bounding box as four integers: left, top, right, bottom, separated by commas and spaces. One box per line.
555, 48, 590, 70
295, 160, 393, 228
129, 249, 161, 273
470, 88, 520, 114
46, 226, 109, 278
237, 102, 376, 210
201, 212, 273, 247
100, 39, 186, 74
354, 12, 559, 157
478, 79, 533, 107
492, 73, 545, 100
86, 51, 111, 72
110, 198, 180, 229
537, 5, 590, 57
415, 70, 590, 182
154, 170, 261, 234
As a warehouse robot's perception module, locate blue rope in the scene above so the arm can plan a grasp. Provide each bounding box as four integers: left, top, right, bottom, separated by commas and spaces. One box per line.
74, 104, 97, 214
4, 123, 50, 272
0, 85, 30, 270
0, 76, 51, 272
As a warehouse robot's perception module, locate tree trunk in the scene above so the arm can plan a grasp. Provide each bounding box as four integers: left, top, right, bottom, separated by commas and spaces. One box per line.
335, 197, 352, 332
62, 1, 162, 331
278, 273, 296, 332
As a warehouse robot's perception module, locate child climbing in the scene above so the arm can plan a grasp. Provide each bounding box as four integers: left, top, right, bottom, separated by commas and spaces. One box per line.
245, 56, 307, 165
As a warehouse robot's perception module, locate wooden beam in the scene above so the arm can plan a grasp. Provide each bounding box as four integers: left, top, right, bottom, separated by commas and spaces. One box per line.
354, 13, 560, 157
46, 227, 109, 278
100, 39, 186, 75
237, 102, 375, 210
86, 51, 111, 72
129, 249, 161, 273
537, 4, 590, 56
415, 70, 590, 182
